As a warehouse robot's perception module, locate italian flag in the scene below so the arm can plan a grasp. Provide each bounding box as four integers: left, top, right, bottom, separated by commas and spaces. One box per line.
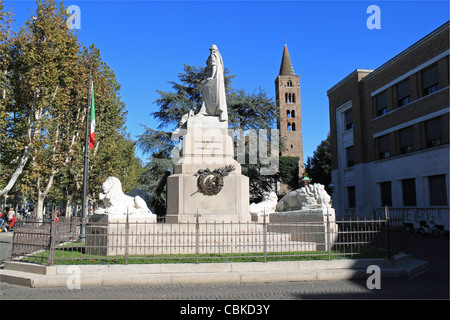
89, 82, 95, 149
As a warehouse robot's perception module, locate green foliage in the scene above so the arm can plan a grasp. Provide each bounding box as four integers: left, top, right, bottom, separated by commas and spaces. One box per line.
278, 157, 300, 190
304, 133, 332, 193
227, 87, 278, 131
136, 125, 174, 158
242, 164, 274, 203
3, 0, 86, 212
137, 158, 172, 215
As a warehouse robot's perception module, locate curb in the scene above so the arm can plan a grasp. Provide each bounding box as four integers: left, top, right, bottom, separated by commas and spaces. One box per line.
0, 255, 428, 288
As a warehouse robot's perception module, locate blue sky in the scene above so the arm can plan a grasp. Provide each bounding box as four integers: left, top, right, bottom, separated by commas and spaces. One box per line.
4, 0, 450, 164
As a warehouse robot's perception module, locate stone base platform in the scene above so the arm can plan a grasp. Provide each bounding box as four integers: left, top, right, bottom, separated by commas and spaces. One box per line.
268, 208, 338, 251
85, 214, 321, 256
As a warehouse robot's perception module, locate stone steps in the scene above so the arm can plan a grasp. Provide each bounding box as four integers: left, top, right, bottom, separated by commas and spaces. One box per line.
0, 254, 428, 288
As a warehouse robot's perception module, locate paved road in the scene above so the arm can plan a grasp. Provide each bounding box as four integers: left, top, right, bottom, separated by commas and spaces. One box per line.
0, 233, 448, 303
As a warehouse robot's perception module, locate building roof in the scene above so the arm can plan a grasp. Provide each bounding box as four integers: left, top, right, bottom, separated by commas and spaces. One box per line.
327, 69, 373, 95
279, 43, 296, 76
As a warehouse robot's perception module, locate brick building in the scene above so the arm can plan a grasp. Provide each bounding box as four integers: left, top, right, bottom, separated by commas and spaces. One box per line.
275, 43, 304, 176
327, 22, 449, 230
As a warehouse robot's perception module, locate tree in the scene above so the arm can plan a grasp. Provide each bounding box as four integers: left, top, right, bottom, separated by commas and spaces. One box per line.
278, 156, 300, 190
0, 1, 25, 200
0, 1, 141, 218
8, 0, 88, 219
304, 133, 332, 193
53, 44, 140, 216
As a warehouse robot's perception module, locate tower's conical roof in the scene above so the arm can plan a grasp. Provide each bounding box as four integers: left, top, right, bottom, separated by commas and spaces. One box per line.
279, 43, 295, 76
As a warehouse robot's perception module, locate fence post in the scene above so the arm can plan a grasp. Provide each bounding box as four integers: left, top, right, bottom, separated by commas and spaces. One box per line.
385, 205, 391, 259
48, 211, 56, 266
326, 207, 331, 261
125, 208, 129, 265
195, 210, 200, 264
263, 209, 267, 263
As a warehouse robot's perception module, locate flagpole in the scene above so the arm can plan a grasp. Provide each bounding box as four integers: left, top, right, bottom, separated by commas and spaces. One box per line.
80, 65, 92, 242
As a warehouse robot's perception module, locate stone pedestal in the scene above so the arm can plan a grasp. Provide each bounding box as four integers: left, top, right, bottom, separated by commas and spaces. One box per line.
85, 213, 158, 256
269, 207, 338, 251
166, 116, 250, 223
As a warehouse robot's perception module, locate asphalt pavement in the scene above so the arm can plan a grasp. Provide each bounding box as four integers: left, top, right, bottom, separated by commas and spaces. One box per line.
0, 233, 448, 302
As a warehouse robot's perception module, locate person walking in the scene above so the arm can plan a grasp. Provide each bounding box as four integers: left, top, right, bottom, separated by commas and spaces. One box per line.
0, 210, 4, 232
7, 207, 16, 231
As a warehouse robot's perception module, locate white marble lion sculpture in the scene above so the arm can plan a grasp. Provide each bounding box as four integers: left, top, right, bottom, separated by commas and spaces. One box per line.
249, 192, 278, 218
275, 183, 331, 212
98, 177, 155, 217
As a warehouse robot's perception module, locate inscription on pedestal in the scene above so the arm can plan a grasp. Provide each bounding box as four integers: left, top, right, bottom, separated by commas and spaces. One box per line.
194, 140, 223, 152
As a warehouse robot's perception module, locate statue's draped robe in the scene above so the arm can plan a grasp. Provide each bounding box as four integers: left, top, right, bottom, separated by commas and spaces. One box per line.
200, 50, 228, 121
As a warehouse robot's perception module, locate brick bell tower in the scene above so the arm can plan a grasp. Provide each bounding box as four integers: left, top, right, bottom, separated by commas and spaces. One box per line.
275, 43, 304, 177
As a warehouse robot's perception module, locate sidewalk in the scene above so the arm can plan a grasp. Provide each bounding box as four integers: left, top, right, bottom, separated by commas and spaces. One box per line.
0, 253, 428, 288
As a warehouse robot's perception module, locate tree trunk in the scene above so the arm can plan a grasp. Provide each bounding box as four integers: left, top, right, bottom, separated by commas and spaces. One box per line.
0, 88, 40, 198
64, 192, 75, 217
35, 194, 45, 222
0, 145, 32, 197
35, 174, 55, 221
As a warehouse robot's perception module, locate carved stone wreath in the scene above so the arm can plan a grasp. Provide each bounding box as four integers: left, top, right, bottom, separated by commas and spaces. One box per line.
194, 165, 234, 196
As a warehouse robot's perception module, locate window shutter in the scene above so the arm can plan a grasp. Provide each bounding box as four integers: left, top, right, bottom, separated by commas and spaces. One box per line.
399, 126, 413, 147
376, 91, 387, 110
426, 117, 442, 141
378, 134, 390, 152
422, 64, 439, 88
397, 79, 410, 99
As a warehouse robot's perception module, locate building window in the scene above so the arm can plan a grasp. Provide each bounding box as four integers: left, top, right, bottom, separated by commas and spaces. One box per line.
287, 110, 291, 118
429, 174, 447, 206
344, 109, 353, 130
292, 122, 296, 131
286, 93, 295, 104
399, 126, 414, 154
375, 91, 387, 116
291, 110, 295, 118
380, 181, 392, 207
346, 146, 354, 168
287, 122, 291, 131
396, 79, 410, 107
287, 80, 293, 87
422, 64, 439, 96
377, 134, 390, 159
347, 186, 356, 208
402, 178, 417, 206
425, 117, 443, 148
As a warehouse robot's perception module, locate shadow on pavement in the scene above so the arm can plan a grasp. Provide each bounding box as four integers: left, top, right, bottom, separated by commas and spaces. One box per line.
293, 232, 449, 300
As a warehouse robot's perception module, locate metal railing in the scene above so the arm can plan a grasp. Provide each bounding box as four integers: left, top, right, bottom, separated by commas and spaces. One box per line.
343, 206, 449, 231
9, 212, 407, 266
374, 207, 449, 231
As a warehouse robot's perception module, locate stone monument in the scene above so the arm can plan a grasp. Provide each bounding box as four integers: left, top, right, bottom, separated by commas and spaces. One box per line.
86, 176, 157, 255
93, 177, 156, 220
166, 45, 250, 223
270, 184, 338, 251
275, 183, 331, 212
249, 191, 278, 222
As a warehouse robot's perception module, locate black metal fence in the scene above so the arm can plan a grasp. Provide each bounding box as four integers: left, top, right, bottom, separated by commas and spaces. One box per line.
9, 212, 407, 266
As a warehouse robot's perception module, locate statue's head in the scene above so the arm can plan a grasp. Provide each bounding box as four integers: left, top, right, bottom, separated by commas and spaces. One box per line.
99, 176, 122, 203
210, 44, 218, 51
